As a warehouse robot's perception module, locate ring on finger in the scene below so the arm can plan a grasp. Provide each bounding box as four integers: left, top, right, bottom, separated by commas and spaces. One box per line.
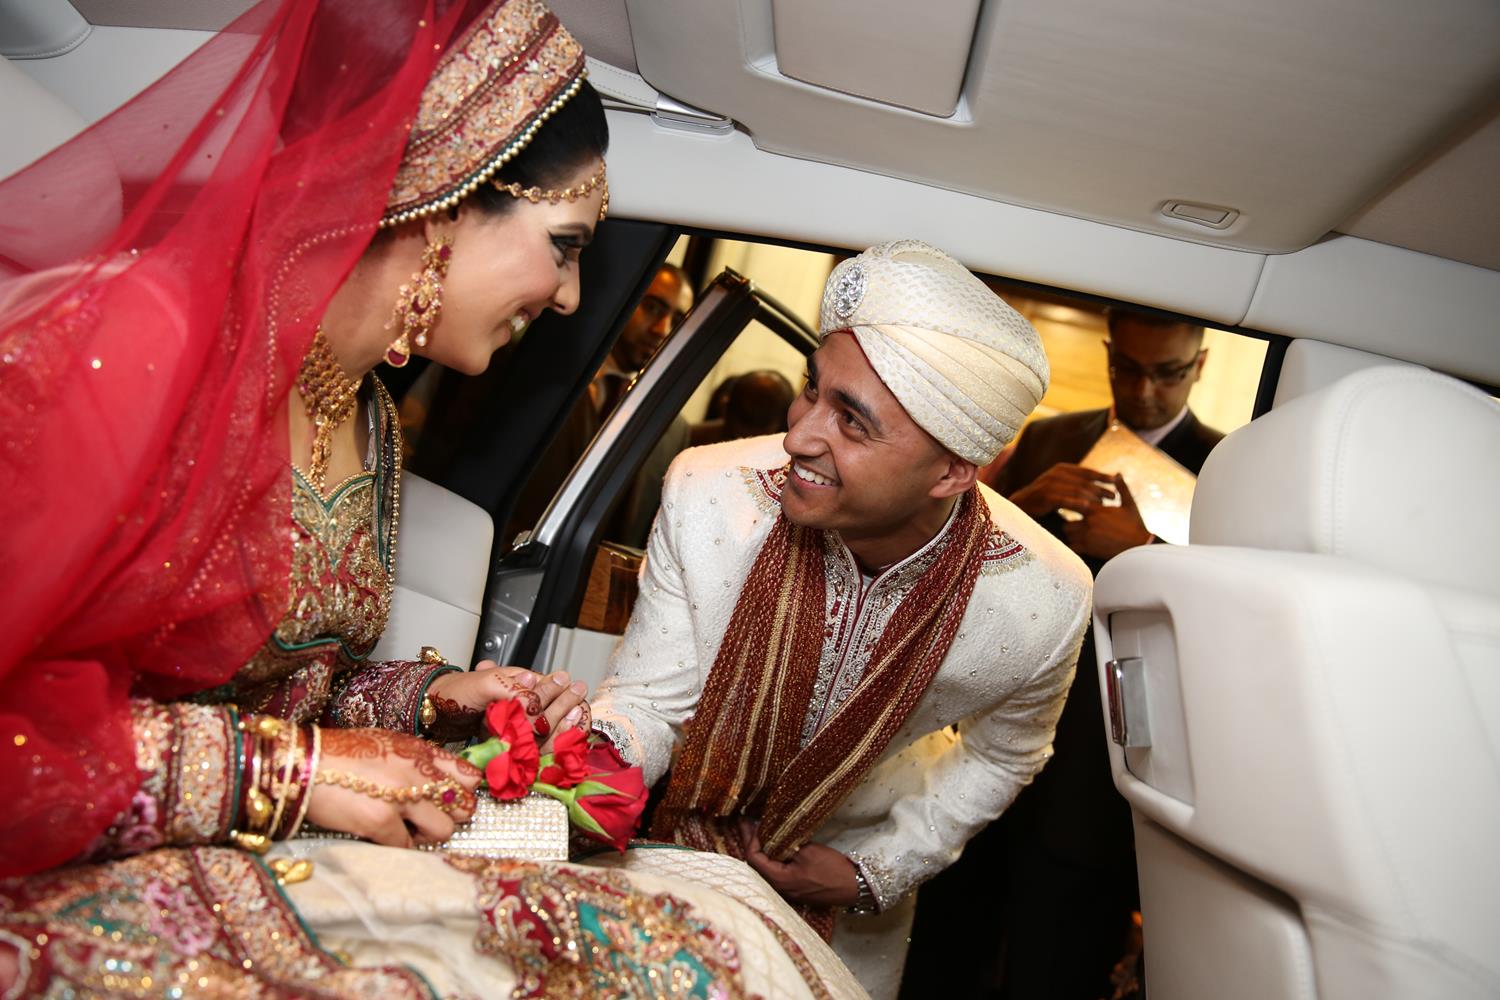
429, 778, 469, 817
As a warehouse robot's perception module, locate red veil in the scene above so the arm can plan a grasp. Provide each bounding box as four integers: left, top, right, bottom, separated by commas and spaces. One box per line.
0, 0, 489, 876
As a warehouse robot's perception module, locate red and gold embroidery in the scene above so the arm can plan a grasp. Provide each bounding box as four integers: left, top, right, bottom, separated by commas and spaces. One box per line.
87, 702, 238, 861
0, 847, 434, 998
448, 856, 749, 999
202, 380, 419, 727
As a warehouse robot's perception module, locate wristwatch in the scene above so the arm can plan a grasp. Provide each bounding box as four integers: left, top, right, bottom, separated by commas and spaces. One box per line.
849, 864, 879, 916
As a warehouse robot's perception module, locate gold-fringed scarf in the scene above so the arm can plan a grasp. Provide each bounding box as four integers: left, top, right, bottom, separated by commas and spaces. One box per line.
652, 487, 993, 937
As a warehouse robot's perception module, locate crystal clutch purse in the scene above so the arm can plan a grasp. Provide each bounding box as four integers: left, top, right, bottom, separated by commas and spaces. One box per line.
293, 789, 570, 861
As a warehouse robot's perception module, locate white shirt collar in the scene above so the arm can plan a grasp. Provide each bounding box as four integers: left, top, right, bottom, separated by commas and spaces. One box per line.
1123, 405, 1189, 448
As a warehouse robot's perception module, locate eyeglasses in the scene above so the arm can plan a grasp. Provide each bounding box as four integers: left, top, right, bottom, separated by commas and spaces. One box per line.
636, 294, 687, 331
1105, 342, 1204, 387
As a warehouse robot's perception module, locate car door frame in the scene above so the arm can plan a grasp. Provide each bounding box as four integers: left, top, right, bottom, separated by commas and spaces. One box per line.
477, 268, 818, 669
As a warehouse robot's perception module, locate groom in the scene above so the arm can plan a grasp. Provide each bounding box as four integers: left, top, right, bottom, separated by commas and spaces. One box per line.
591, 240, 1091, 997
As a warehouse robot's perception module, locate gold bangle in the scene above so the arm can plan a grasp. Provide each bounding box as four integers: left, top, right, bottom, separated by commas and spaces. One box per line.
284, 725, 320, 840
419, 646, 448, 735
243, 728, 271, 836
265, 725, 299, 840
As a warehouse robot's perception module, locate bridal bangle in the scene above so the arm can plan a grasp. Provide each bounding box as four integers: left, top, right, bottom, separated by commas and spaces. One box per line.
230, 714, 316, 853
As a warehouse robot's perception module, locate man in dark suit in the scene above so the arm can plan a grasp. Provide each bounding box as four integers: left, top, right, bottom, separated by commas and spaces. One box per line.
900, 309, 1223, 1000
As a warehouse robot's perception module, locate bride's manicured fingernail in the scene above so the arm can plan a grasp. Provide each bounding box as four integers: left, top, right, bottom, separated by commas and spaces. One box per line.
564, 707, 582, 725
551, 671, 570, 686
570, 681, 586, 695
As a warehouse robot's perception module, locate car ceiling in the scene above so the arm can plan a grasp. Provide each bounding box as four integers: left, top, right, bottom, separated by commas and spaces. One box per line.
28, 0, 1500, 275
13, 0, 1500, 280
570, 0, 1500, 270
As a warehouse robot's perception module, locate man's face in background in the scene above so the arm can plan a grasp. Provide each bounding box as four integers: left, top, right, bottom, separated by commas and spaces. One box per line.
1105, 313, 1206, 432
615, 267, 693, 371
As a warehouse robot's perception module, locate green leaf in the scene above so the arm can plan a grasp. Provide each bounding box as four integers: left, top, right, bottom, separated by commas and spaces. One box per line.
565, 799, 608, 837
573, 779, 631, 799
528, 780, 569, 801
459, 737, 506, 771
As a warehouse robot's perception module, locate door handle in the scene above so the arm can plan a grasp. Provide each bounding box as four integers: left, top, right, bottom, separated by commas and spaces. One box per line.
1105, 656, 1152, 748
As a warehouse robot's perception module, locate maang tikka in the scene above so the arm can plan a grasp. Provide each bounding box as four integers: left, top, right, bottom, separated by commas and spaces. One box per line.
385, 234, 453, 367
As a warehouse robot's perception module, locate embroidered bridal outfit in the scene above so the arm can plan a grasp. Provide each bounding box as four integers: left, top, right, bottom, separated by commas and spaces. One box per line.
0, 1, 862, 995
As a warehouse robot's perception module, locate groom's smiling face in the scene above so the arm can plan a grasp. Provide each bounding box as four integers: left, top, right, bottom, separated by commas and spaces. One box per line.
780, 332, 952, 545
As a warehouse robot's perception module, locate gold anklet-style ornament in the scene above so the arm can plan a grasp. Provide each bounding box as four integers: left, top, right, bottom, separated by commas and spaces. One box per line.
295, 328, 362, 492
385, 234, 453, 367
315, 769, 468, 816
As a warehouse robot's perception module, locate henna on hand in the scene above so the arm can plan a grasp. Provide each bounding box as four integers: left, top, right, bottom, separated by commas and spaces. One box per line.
423, 691, 484, 742
320, 727, 480, 782
307, 727, 480, 844
512, 686, 544, 719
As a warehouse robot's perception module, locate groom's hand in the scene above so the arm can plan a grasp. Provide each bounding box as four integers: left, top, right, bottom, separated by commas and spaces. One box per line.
739, 819, 860, 907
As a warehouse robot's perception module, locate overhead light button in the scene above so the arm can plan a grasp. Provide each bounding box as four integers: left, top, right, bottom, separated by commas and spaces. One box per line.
1160, 201, 1239, 229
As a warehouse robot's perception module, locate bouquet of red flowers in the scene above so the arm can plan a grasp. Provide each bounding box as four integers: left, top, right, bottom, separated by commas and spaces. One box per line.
459, 700, 646, 851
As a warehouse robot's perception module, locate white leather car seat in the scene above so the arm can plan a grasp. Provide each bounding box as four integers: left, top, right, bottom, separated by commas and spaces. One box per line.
1092, 366, 1500, 999
371, 472, 494, 667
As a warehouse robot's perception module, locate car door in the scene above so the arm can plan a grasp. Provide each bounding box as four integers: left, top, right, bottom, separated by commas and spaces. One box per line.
479, 268, 817, 688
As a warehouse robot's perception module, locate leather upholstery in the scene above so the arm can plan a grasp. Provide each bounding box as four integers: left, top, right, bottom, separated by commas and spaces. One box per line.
371, 472, 494, 667
1192, 366, 1500, 600
1094, 366, 1500, 999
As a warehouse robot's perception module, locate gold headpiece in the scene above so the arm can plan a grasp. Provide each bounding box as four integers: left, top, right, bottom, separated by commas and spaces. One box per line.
382, 0, 587, 228
492, 159, 608, 220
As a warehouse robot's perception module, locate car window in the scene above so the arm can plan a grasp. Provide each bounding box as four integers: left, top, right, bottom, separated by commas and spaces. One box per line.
983, 281, 1269, 439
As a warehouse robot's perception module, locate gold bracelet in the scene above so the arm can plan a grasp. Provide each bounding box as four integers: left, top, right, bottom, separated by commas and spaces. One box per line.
265, 725, 299, 841
284, 725, 320, 840
241, 722, 272, 836
418, 646, 447, 735
314, 769, 467, 816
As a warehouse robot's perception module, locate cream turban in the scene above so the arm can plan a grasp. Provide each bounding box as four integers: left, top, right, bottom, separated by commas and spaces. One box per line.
818, 240, 1048, 465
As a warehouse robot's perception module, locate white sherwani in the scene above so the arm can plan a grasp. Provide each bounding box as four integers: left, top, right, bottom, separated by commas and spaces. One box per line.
593, 435, 1091, 999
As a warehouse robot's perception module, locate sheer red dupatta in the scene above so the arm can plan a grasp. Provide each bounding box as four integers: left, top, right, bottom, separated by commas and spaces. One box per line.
0, 0, 487, 877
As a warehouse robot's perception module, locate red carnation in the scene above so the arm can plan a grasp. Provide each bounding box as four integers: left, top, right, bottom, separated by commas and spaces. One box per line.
485, 699, 532, 746
476, 699, 539, 800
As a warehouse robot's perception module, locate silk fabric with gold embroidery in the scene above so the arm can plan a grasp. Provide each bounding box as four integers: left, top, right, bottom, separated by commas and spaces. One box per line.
225, 379, 401, 721
0, 847, 434, 998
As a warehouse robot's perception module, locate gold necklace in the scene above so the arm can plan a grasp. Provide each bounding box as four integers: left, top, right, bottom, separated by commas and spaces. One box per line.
295, 327, 362, 493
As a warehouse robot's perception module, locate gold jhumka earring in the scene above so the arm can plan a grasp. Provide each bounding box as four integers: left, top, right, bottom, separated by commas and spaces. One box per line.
490, 159, 609, 221
385, 233, 454, 368
295, 327, 362, 493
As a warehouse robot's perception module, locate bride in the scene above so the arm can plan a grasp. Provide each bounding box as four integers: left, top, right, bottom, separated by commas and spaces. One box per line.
0, 0, 863, 995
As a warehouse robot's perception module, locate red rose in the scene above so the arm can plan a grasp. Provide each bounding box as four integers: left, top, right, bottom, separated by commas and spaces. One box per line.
584, 736, 629, 774
570, 762, 647, 852
538, 728, 590, 789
